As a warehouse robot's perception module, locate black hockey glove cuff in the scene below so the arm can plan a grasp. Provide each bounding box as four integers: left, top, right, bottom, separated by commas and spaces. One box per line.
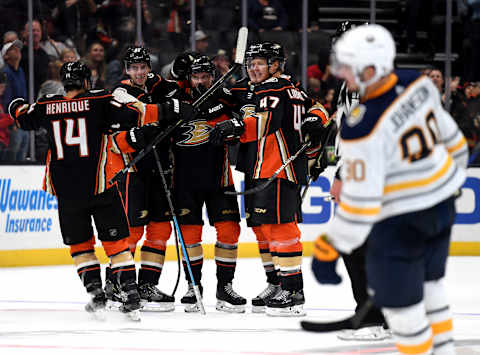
171, 52, 195, 80
302, 115, 330, 147
309, 151, 328, 181
209, 118, 245, 146
158, 99, 195, 125
126, 124, 161, 151
8, 97, 26, 119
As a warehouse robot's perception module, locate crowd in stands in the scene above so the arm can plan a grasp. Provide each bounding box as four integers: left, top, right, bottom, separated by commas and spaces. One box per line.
0, 0, 479, 164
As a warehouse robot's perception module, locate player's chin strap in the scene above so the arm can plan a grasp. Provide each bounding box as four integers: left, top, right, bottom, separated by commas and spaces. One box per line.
301, 298, 374, 332
109, 27, 248, 186
224, 141, 311, 196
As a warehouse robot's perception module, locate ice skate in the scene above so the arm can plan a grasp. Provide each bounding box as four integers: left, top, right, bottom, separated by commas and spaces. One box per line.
251, 283, 281, 313
138, 283, 175, 312
104, 279, 122, 311
216, 282, 246, 313
266, 289, 306, 317
181, 283, 203, 313
337, 325, 392, 341
85, 288, 107, 320
119, 280, 142, 321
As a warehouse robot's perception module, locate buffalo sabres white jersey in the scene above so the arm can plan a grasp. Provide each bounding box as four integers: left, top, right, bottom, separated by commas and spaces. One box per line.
329, 70, 468, 253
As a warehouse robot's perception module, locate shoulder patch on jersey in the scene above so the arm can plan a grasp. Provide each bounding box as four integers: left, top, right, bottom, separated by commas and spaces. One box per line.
147, 73, 155, 78
223, 88, 232, 95
263, 77, 278, 84
346, 105, 366, 127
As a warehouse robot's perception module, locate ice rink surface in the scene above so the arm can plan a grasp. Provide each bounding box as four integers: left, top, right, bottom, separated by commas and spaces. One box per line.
1, 256, 479, 354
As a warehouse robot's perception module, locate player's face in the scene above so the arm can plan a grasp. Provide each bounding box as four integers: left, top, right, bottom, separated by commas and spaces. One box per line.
127, 62, 150, 86
246, 58, 269, 83
190, 72, 214, 89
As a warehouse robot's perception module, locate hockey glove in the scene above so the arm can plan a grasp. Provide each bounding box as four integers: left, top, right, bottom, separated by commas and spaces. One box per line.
158, 98, 195, 125
311, 234, 342, 285
171, 52, 196, 80
309, 151, 329, 181
125, 124, 161, 151
8, 97, 26, 119
302, 115, 331, 148
209, 117, 245, 146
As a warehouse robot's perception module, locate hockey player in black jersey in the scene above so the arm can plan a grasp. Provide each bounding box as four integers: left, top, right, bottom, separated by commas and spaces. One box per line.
170, 54, 246, 313
103, 46, 186, 312
210, 42, 331, 316
8, 61, 185, 320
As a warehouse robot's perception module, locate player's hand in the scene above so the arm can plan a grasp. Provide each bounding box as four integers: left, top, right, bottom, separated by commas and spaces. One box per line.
311, 234, 342, 285
209, 118, 245, 146
159, 98, 195, 124
8, 97, 26, 119
125, 124, 160, 151
171, 52, 195, 80
302, 116, 328, 147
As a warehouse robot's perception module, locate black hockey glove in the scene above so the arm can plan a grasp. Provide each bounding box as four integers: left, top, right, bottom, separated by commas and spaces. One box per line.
209, 118, 245, 146
158, 98, 195, 125
8, 97, 26, 119
301, 114, 329, 147
126, 124, 161, 151
309, 151, 328, 182
170, 52, 196, 80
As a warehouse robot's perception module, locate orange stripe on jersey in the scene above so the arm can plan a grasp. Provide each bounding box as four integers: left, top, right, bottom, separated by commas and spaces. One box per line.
150, 74, 162, 91
277, 129, 296, 183
396, 336, 433, 355
254, 134, 288, 180
143, 104, 159, 125
36, 94, 112, 105
447, 136, 466, 155
431, 319, 453, 335
256, 85, 294, 95
113, 131, 136, 153
230, 87, 247, 91
339, 202, 380, 216
241, 115, 260, 142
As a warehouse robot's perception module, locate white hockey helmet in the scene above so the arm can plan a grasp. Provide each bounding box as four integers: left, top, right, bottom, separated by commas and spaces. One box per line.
331, 24, 396, 94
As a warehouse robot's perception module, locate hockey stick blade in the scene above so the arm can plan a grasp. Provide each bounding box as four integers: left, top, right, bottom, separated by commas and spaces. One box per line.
301, 299, 374, 332
225, 142, 311, 196
234, 27, 248, 64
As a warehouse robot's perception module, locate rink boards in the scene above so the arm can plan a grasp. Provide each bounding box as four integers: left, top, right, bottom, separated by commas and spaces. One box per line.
1, 165, 480, 267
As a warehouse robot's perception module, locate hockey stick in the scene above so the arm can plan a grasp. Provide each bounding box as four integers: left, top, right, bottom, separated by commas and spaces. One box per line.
301, 299, 374, 332
109, 27, 249, 185
152, 147, 206, 314
225, 142, 311, 196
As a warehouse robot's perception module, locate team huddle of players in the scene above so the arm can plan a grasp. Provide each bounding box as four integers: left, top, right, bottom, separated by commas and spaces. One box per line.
8, 40, 331, 319
8, 21, 467, 355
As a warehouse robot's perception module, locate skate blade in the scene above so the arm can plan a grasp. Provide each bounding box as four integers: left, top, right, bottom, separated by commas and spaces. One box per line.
183, 303, 200, 313
215, 300, 245, 313
106, 300, 122, 311
141, 301, 175, 312
251, 305, 266, 313
265, 304, 306, 317
125, 309, 141, 321
337, 327, 392, 341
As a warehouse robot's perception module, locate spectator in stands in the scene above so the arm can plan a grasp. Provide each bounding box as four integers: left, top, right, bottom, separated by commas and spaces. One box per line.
0, 31, 19, 69
1, 39, 29, 162
248, 0, 288, 32
60, 48, 77, 63
193, 30, 210, 54
83, 41, 106, 89
0, 72, 14, 159
429, 69, 444, 92
20, 19, 51, 100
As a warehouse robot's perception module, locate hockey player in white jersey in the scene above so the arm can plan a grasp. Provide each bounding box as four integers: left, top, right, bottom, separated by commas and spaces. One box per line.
316, 24, 468, 355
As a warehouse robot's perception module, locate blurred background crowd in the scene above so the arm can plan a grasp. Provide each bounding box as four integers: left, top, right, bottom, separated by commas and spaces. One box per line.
0, 0, 480, 165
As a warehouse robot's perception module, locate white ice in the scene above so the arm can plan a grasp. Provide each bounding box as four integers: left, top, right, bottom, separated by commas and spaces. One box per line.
0, 256, 479, 354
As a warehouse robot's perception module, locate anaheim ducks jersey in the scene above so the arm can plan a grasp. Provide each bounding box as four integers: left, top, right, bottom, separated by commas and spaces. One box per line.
240, 75, 310, 185
113, 73, 179, 173
230, 77, 258, 175
172, 85, 235, 190
14, 89, 149, 199
329, 70, 468, 253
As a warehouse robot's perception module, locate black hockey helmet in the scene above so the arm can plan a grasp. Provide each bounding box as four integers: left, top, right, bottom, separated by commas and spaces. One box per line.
124, 46, 151, 70
189, 55, 216, 76
60, 61, 91, 90
245, 42, 285, 71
